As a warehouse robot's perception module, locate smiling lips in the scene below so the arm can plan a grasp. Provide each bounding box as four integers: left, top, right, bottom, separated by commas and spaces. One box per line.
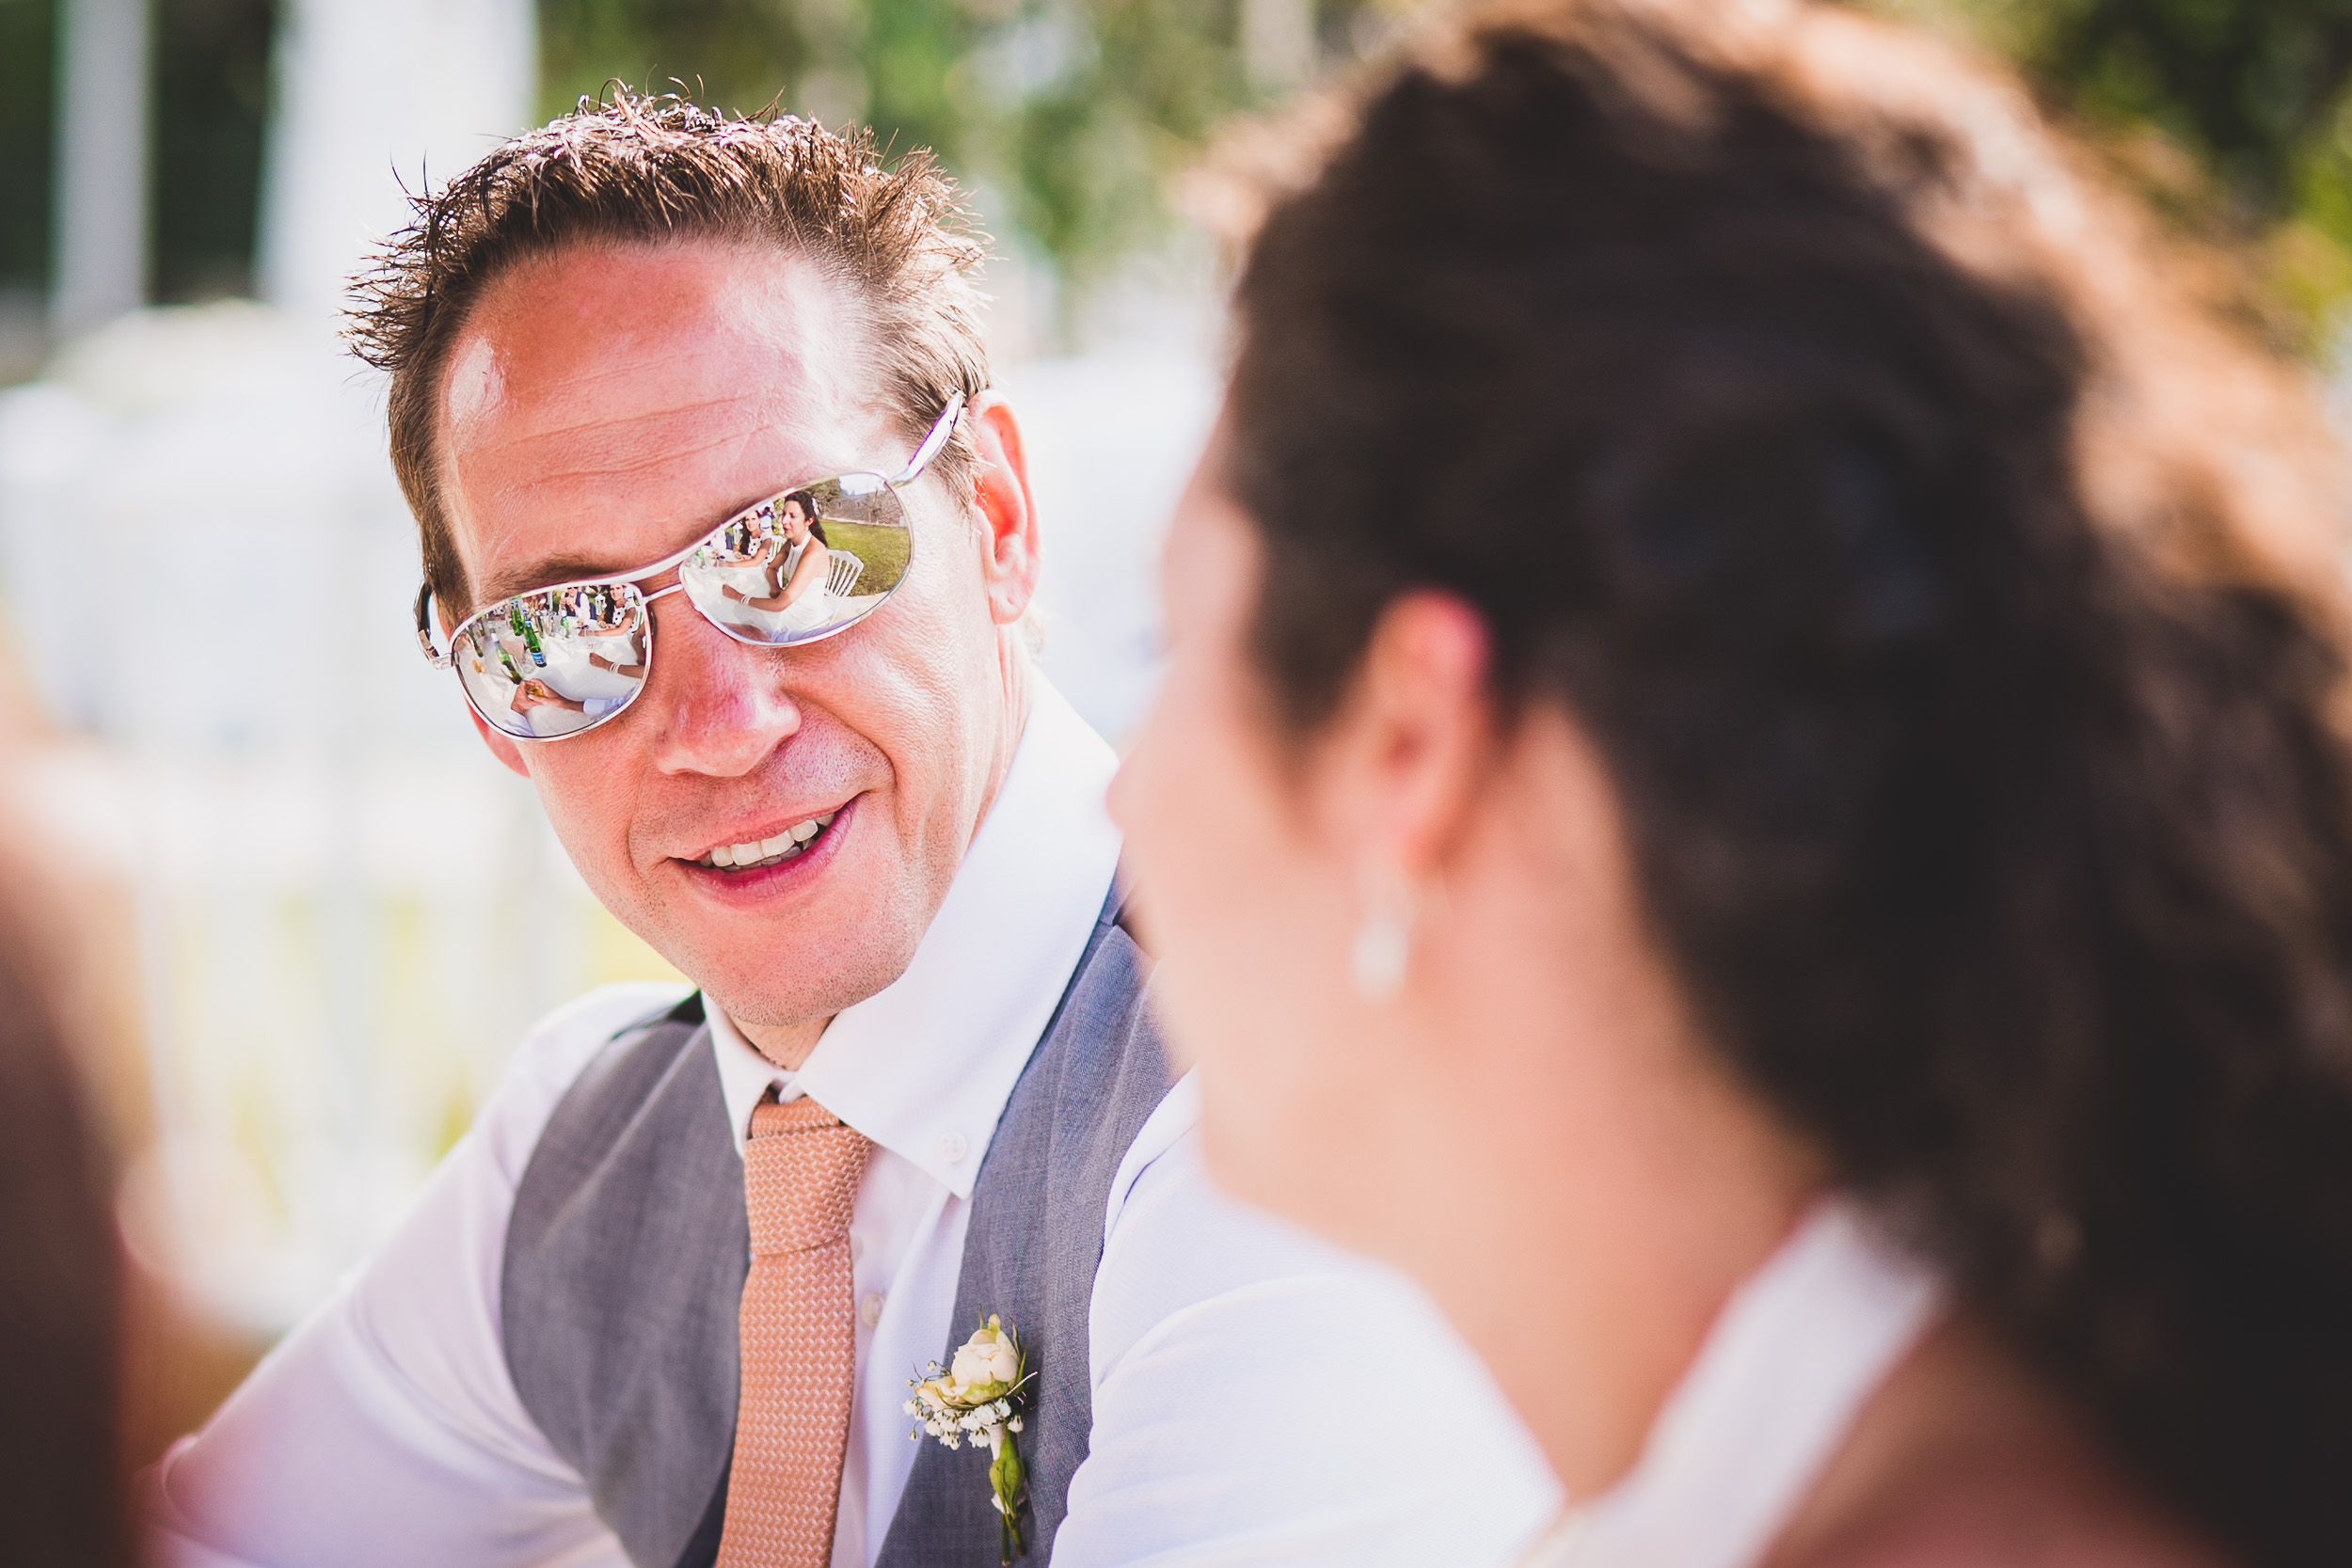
694, 810, 840, 871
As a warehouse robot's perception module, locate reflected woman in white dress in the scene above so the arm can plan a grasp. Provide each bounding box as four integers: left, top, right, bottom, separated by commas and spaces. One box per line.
1112, 4, 2352, 1567
720, 488, 835, 638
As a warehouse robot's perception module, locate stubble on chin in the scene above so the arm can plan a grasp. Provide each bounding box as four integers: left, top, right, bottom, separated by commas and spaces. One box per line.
660, 845, 952, 1033
703, 923, 925, 1032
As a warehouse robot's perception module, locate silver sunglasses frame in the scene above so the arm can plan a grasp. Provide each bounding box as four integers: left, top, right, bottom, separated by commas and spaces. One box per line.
413, 392, 966, 737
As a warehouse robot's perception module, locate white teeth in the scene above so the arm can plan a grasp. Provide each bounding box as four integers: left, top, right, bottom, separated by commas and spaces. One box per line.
696, 808, 841, 868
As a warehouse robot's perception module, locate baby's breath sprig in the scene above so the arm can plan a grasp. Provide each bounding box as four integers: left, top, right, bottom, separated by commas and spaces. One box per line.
904, 1314, 1035, 1563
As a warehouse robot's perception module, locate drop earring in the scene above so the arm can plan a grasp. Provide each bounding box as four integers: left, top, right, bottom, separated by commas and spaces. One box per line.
1349, 872, 1418, 1004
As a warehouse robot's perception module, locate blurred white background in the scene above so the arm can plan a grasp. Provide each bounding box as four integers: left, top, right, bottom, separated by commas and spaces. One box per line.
0, 0, 1227, 1377
19, 0, 2344, 1456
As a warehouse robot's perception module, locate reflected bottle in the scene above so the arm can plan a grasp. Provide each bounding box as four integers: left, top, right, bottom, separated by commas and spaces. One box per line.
512, 604, 548, 666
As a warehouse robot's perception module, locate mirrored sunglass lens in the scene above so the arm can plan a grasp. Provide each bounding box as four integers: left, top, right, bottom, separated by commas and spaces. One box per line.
677, 474, 911, 647
453, 586, 650, 740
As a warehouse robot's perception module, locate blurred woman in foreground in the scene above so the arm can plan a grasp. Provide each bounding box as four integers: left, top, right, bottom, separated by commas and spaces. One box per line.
0, 842, 127, 1565
1113, 1, 2352, 1563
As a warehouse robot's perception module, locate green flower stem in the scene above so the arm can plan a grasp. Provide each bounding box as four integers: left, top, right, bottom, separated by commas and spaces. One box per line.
989, 1423, 1027, 1563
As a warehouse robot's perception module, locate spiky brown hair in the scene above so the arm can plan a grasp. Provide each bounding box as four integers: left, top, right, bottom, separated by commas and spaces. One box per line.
348, 88, 991, 616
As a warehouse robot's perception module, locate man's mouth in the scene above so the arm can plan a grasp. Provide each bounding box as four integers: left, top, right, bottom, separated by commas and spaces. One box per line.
691, 810, 841, 872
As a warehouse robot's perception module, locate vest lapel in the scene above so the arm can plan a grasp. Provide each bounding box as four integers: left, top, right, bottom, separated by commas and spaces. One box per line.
501, 887, 1171, 1568
874, 902, 1170, 1567
504, 993, 749, 1568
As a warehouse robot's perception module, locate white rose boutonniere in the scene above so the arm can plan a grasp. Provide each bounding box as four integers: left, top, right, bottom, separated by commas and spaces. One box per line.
904, 1314, 1035, 1563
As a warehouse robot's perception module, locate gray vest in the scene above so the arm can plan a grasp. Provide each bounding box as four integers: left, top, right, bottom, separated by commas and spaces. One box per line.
501, 887, 1168, 1568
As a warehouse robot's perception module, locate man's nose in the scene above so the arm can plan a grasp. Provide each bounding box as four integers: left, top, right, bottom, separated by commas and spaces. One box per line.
640, 597, 803, 777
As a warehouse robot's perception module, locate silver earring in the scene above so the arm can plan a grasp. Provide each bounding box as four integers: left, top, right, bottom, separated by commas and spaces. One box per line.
1349, 879, 1417, 1003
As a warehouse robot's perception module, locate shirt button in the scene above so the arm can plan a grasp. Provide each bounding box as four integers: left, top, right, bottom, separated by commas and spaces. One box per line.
936, 1131, 968, 1164
859, 1291, 886, 1329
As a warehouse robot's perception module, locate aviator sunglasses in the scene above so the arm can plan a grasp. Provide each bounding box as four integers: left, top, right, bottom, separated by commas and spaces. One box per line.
416, 392, 966, 742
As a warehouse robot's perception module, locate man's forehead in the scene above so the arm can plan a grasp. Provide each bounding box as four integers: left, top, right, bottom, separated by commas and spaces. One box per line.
450, 240, 885, 454
439, 239, 897, 599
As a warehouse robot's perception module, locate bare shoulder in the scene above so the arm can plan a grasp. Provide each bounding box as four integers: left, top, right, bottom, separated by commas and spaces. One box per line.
1767, 1318, 2233, 1568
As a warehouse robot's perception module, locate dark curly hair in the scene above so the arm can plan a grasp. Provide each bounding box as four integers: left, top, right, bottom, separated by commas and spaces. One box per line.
347, 87, 987, 619
1218, 2, 2352, 1562
781, 488, 830, 547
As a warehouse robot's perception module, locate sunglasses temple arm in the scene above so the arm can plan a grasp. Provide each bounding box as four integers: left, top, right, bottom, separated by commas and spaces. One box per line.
415, 584, 453, 669
889, 390, 967, 487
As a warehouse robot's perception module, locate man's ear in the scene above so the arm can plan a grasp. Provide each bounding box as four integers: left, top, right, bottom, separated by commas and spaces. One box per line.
469, 706, 532, 779
966, 392, 1041, 626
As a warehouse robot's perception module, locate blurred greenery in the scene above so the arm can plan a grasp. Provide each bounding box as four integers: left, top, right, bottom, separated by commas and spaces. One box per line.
11, 1, 2352, 353
2024, 0, 2352, 212
541, 0, 1406, 315
996, 0, 1248, 290
6, 0, 1408, 350
1872, 0, 2352, 350
0, 0, 56, 293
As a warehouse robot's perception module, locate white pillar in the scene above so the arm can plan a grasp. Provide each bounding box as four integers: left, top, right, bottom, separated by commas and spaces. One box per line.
1242, 0, 1316, 94
258, 0, 537, 325
50, 0, 149, 338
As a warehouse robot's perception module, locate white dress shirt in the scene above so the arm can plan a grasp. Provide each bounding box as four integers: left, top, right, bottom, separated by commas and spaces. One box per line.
1518, 1202, 1944, 1568
147, 678, 1561, 1568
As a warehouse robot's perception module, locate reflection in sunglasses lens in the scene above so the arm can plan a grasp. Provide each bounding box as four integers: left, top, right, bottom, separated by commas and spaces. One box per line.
455, 585, 651, 740
678, 472, 911, 649
449, 468, 914, 741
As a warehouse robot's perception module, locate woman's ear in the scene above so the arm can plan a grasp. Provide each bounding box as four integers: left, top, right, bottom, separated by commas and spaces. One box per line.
967, 393, 1041, 626
1323, 592, 1494, 879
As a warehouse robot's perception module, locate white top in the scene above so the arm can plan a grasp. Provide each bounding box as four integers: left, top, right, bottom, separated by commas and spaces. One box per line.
145, 679, 1562, 1568
1519, 1202, 1945, 1568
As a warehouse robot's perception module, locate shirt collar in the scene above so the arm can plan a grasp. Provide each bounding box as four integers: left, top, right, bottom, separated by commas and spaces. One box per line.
1533, 1202, 1944, 1568
707, 676, 1121, 1198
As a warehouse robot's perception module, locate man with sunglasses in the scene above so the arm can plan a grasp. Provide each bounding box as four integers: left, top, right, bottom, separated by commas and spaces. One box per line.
143, 96, 1555, 1568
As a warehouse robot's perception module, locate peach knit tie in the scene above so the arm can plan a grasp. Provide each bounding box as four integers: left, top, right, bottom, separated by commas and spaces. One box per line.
715, 1093, 874, 1568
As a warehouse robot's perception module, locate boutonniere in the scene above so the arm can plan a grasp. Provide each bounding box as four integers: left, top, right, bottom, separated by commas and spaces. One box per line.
905, 1314, 1035, 1563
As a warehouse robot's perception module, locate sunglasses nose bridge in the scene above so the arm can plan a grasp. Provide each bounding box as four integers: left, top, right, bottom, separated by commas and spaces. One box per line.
643, 573, 783, 664
641, 571, 745, 647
